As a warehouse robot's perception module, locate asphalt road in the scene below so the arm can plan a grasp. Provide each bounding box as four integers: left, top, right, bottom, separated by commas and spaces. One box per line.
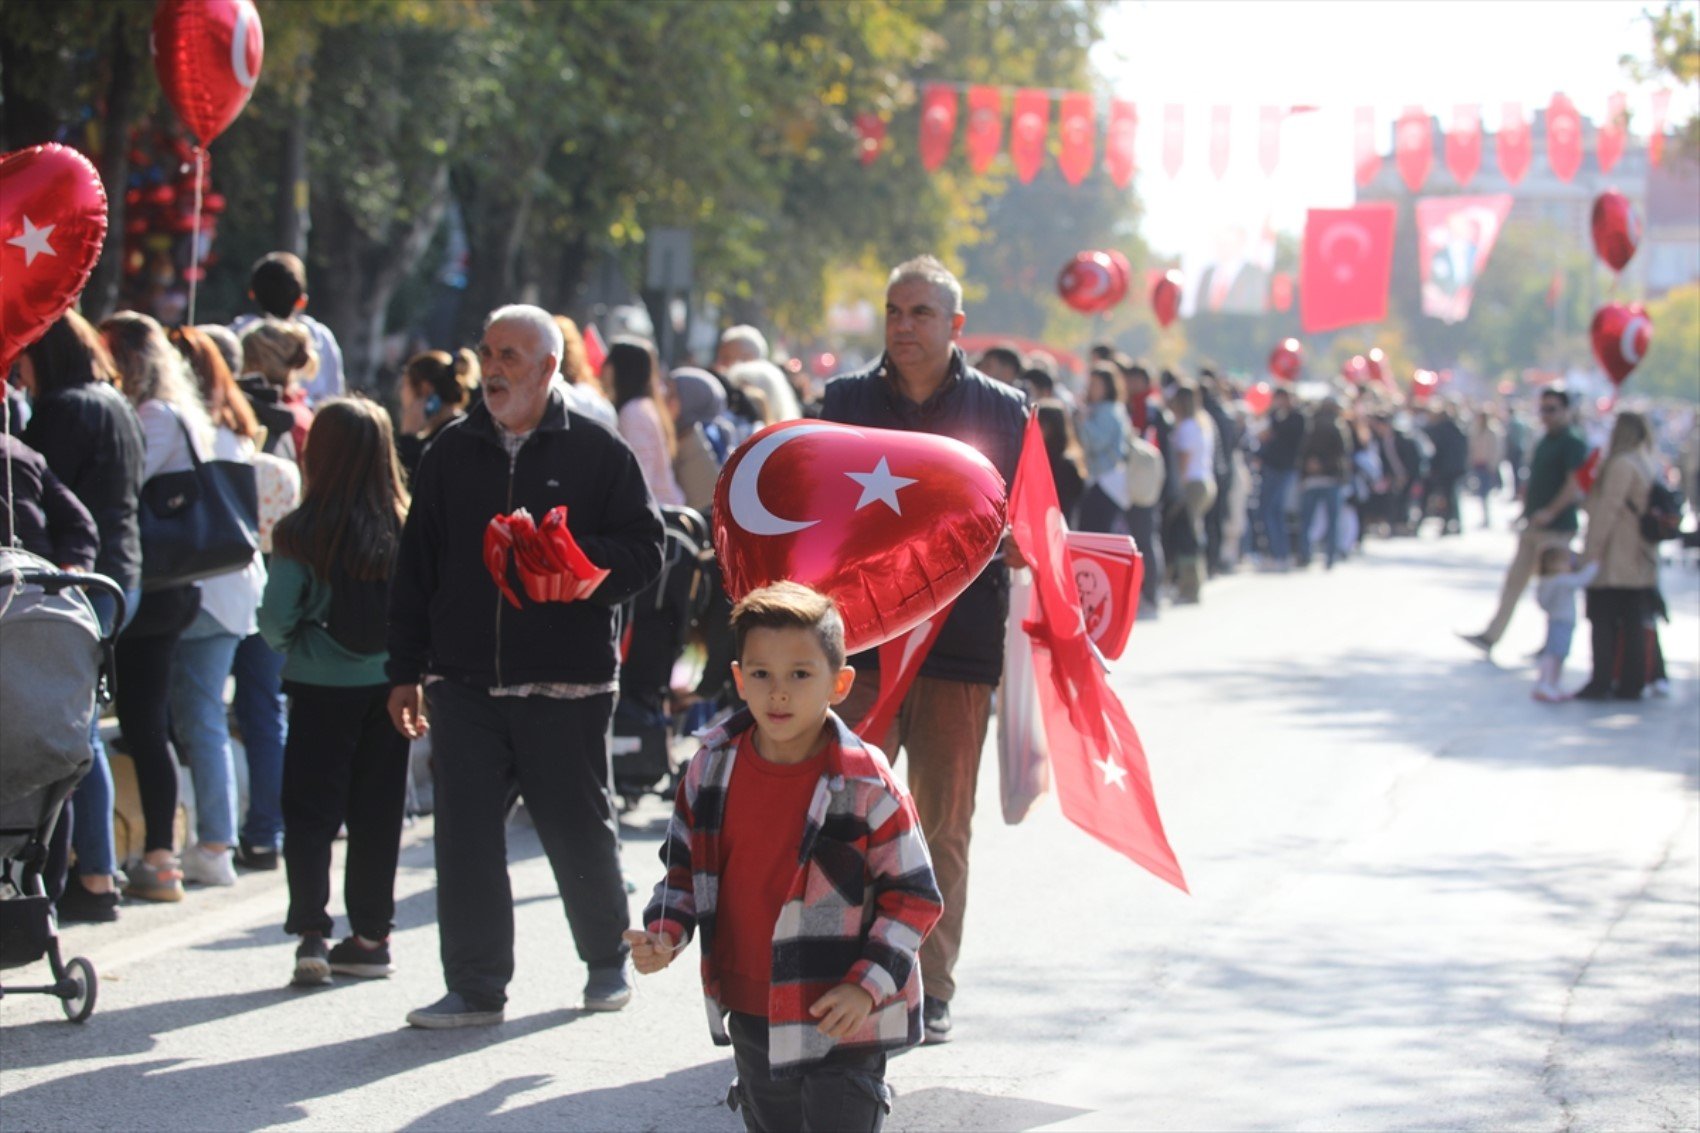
4, 522, 1696, 1132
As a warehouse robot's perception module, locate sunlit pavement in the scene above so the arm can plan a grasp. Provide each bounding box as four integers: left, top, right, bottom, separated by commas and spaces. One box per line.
4, 522, 1696, 1132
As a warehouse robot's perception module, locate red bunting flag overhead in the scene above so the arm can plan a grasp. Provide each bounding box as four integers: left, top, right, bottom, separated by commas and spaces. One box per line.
1650, 88, 1672, 166
1007, 416, 1186, 892
965, 85, 1003, 174
1498, 102, 1531, 185
855, 112, 885, 166
1259, 105, 1283, 175
1299, 203, 1397, 334
1057, 91, 1095, 186
1104, 99, 1137, 188
1209, 104, 1232, 179
1270, 271, 1294, 313
1598, 92, 1627, 174
1010, 88, 1050, 184
1446, 104, 1481, 187
1395, 106, 1432, 192
918, 84, 957, 172
1163, 103, 1185, 178
1354, 106, 1380, 187
1547, 93, 1583, 182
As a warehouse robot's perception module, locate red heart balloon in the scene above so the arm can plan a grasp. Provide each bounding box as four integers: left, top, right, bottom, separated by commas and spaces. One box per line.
1590, 190, 1640, 273
1151, 269, 1183, 328
1267, 337, 1302, 382
712, 421, 1008, 654
1411, 369, 1440, 402
152, 0, 265, 148
0, 144, 110, 378
1590, 303, 1652, 387
1364, 347, 1388, 386
1057, 251, 1118, 315
1244, 380, 1273, 417
1341, 354, 1369, 385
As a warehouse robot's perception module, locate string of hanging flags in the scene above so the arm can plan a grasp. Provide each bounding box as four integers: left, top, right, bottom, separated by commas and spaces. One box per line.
858, 84, 1680, 188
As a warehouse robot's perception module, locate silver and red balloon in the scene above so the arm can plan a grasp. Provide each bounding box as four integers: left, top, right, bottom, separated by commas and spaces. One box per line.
152, 0, 265, 147
0, 144, 110, 378
1590, 303, 1652, 388
1267, 337, 1302, 382
1058, 250, 1129, 315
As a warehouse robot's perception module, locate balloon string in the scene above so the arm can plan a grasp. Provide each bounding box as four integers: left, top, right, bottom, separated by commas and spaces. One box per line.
188, 147, 205, 326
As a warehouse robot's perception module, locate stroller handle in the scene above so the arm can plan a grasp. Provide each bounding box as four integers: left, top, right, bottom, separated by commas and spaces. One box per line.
10, 569, 127, 641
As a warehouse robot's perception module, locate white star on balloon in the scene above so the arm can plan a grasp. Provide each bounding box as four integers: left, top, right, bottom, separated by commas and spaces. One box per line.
7, 216, 58, 267
845, 456, 917, 515
1092, 756, 1128, 790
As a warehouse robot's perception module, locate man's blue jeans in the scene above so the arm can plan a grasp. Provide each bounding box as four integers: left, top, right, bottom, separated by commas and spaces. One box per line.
72, 586, 140, 878
1297, 481, 1345, 567
169, 609, 243, 846
1260, 468, 1296, 563
232, 631, 288, 850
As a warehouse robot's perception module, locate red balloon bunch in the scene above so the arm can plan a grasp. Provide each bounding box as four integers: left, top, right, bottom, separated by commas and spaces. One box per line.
1150, 270, 1183, 329
152, 0, 265, 148
1590, 190, 1640, 274
1267, 338, 1302, 382
1057, 250, 1129, 315
1589, 303, 1652, 387
0, 144, 110, 377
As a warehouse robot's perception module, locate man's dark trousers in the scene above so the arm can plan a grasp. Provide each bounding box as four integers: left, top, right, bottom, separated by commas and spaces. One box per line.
426, 681, 629, 1007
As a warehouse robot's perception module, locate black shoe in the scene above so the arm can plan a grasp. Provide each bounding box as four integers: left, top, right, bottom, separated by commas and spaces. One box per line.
922, 995, 953, 1044
292, 935, 332, 987
56, 883, 120, 924
1572, 683, 1613, 701
235, 842, 280, 871
328, 936, 395, 978
407, 992, 505, 1029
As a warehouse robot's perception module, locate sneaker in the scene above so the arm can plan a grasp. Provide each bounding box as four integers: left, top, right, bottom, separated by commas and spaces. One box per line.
1650, 679, 1672, 698
407, 992, 504, 1029
583, 963, 634, 1012
328, 936, 395, 979
1458, 632, 1494, 656
1532, 683, 1561, 703
123, 859, 185, 903
181, 845, 238, 887
292, 936, 332, 987
56, 882, 121, 924
923, 995, 953, 1044
235, 842, 280, 871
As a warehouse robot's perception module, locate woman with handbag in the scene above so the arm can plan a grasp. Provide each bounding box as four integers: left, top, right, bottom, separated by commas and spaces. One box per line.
1076, 365, 1134, 533
101, 312, 229, 902
1575, 412, 1662, 701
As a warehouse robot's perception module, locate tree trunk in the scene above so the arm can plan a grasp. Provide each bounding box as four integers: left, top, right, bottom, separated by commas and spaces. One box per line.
83, 20, 139, 322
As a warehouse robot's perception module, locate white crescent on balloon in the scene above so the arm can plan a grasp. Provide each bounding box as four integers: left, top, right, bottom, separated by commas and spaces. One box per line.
1620, 316, 1650, 365
231, 0, 262, 89
727, 424, 832, 537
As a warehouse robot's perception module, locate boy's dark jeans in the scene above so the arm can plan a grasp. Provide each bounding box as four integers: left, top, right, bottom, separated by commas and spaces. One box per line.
726, 1011, 890, 1133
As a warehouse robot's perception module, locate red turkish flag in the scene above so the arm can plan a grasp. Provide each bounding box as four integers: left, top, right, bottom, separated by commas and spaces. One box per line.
852, 610, 949, 744
1497, 102, 1531, 185
1299, 203, 1397, 334
1395, 106, 1432, 192
965, 85, 1004, 174
1104, 99, 1137, 188
1057, 92, 1095, 186
1010, 89, 1050, 184
1163, 103, 1185, 178
1007, 416, 1186, 891
855, 112, 885, 166
1446, 104, 1481, 186
1598, 92, 1627, 174
1547, 93, 1583, 182
1209, 105, 1231, 179
1259, 105, 1283, 175
1650, 88, 1672, 166
918, 84, 958, 172
1354, 106, 1380, 187
582, 322, 608, 375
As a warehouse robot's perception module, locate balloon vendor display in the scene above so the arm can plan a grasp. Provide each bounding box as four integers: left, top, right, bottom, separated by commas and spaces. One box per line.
712, 420, 1007, 654
1267, 337, 1302, 382
118, 122, 229, 322
1589, 303, 1652, 389
0, 144, 110, 377
151, 0, 264, 321
1589, 190, 1640, 274
1150, 269, 1183, 329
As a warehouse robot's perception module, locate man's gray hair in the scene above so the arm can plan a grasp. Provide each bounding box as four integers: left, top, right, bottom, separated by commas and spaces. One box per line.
485, 304, 564, 365
887, 255, 963, 315
719, 324, 769, 362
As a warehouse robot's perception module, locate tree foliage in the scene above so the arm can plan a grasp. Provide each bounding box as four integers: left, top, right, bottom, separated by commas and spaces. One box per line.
1638, 282, 1700, 402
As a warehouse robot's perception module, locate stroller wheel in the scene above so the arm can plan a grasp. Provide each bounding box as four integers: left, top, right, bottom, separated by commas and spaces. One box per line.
60, 956, 96, 1023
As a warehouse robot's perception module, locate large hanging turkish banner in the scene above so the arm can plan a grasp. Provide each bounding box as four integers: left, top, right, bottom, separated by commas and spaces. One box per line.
1209, 105, 1231, 179
1354, 106, 1380, 187
965, 85, 1004, 174
1497, 102, 1531, 184
1105, 99, 1137, 188
1259, 105, 1283, 175
1057, 91, 1095, 186
1010, 88, 1050, 184
1547, 93, 1583, 182
1416, 194, 1513, 324
1300, 204, 1397, 334
1598, 92, 1627, 174
1163, 103, 1185, 178
918, 85, 957, 172
1395, 107, 1432, 192
1446, 104, 1481, 187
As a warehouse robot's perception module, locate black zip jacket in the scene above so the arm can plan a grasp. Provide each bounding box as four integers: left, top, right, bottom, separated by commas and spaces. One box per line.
821, 348, 1028, 686
386, 390, 664, 688
22, 381, 146, 592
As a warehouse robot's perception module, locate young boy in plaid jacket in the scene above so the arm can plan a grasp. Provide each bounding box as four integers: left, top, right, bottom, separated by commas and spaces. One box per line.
625, 581, 942, 1132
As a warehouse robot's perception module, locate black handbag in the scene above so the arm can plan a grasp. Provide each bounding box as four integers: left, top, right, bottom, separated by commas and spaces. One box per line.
137, 407, 259, 591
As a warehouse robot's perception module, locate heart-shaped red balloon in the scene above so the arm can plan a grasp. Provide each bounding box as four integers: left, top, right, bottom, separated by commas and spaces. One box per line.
1364, 347, 1388, 387
0, 144, 110, 378
1411, 369, 1440, 402
712, 421, 1008, 654
1151, 269, 1183, 328
153, 0, 265, 148
1590, 303, 1652, 387
1590, 190, 1640, 273
1243, 381, 1273, 417
1267, 337, 1302, 382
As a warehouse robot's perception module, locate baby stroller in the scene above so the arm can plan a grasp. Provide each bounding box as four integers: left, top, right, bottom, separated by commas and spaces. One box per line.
0, 547, 122, 1022
612, 506, 716, 806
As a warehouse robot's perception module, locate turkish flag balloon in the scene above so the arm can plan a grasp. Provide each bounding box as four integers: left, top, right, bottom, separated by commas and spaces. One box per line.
1151, 270, 1183, 328
1268, 338, 1302, 382
1244, 381, 1274, 416
1364, 347, 1388, 386
0, 144, 110, 377
1411, 369, 1440, 402
1575, 447, 1603, 493
152, 0, 265, 147
1103, 250, 1131, 310
1590, 190, 1640, 272
712, 421, 1007, 654
1342, 354, 1369, 385
1590, 303, 1652, 387
1058, 251, 1119, 315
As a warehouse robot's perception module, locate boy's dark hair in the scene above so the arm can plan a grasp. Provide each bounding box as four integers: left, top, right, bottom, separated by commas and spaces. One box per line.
250, 252, 308, 318
731, 581, 847, 670
1540, 384, 1571, 409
